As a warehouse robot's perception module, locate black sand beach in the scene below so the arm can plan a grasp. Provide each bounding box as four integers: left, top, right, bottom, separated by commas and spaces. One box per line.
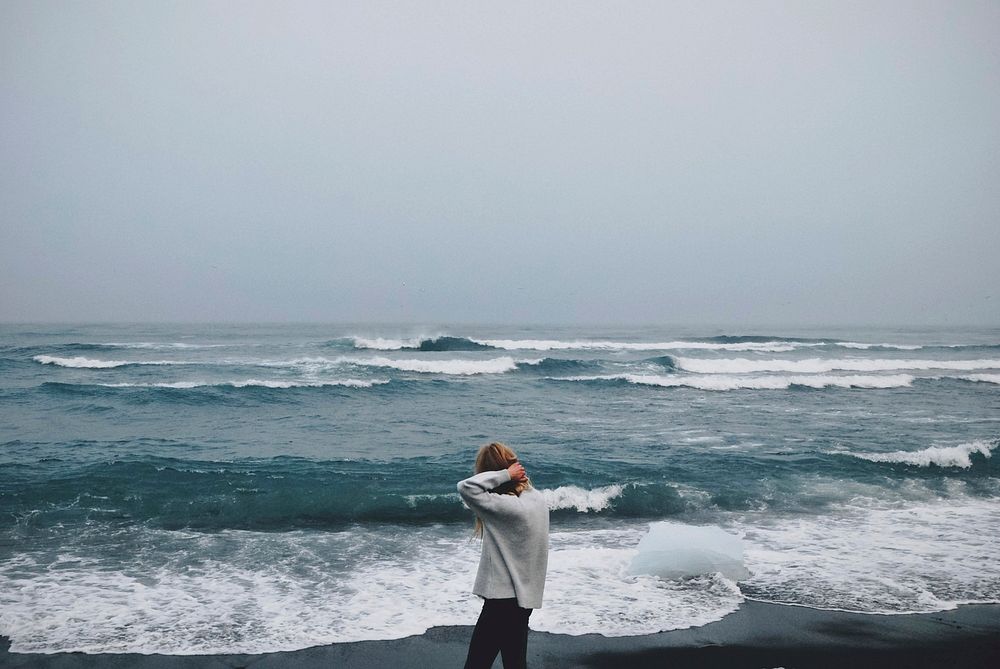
3, 601, 998, 669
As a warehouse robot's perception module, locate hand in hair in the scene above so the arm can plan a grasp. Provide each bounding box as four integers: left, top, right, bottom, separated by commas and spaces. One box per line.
507, 462, 527, 483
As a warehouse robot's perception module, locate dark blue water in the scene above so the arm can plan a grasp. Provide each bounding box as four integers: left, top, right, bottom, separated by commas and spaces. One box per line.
2, 323, 998, 653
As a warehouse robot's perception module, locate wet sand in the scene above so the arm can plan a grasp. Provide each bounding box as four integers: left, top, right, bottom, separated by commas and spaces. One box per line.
2, 601, 998, 668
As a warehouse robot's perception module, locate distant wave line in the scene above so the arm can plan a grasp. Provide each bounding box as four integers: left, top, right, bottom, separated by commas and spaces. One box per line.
96, 342, 230, 349
958, 373, 1000, 385
34, 353, 1000, 379
350, 335, 802, 352
675, 357, 1000, 374
347, 335, 985, 353
33, 355, 198, 369
553, 373, 917, 390
98, 379, 388, 389
472, 339, 801, 352
834, 342, 922, 350
270, 355, 540, 375
32, 354, 535, 375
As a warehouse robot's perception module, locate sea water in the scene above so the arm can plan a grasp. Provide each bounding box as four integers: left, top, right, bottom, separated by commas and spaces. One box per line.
0, 323, 998, 653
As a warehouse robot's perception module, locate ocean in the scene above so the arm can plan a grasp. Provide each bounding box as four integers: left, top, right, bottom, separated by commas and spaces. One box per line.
1, 323, 998, 654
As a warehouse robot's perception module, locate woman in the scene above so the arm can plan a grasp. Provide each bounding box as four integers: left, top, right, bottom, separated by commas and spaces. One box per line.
457, 442, 550, 669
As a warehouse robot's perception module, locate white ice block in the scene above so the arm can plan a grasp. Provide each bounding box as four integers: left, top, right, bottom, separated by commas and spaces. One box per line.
627, 521, 749, 581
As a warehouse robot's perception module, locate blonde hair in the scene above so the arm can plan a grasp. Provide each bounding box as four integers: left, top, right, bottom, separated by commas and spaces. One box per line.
472, 441, 531, 538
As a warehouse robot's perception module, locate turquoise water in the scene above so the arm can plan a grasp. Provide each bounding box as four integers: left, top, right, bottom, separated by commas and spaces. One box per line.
1, 323, 998, 653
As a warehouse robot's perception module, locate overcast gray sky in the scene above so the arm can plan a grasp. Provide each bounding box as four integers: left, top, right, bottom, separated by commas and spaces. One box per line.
2, 0, 998, 325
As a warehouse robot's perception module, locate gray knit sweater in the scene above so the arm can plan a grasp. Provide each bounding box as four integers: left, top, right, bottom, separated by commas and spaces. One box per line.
457, 469, 550, 610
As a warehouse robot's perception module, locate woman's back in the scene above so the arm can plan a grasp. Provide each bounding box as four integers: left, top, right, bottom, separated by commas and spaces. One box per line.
458, 470, 549, 609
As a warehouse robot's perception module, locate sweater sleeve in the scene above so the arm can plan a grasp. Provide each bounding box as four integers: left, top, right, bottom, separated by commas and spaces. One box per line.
457, 469, 520, 518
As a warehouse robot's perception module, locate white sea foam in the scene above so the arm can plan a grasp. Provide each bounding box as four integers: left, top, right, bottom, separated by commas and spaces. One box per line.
355, 356, 524, 375
221, 378, 387, 389
541, 484, 624, 512
34, 355, 129, 368
38, 355, 354, 372
99, 379, 386, 389
257, 356, 529, 375
959, 373, 1000, 385
737, 496, 1000, 613
834, 342, 923, 350
838, 439, 997, 468
680, 435, 725, 444
475, 339, 797, 352
5, 497, 998, 654
99, 342, 228, 349
532, 528, 743, 637
101, 381, 208, 389
402, 493, 453, 507
31, 355, 195, 368
0, 524, 742, 654
350, 337, 959, 352
674, 357, 1000, 374
558, 373, 915, 390
350, 336, 429, 350
33, 353, 517, 376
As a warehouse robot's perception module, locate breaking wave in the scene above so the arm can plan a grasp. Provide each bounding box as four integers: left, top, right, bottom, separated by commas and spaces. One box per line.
32, 353, 529, 376
350, 336, 495, 351
89, 342, 228, 350
541, 484, 625, 512
644, 355, 678, 370
4, 459, 688, 531
514, 357, 600, 374
347, 336, 425, 350
354, 356, 524, 375
837, 439, 998, 468
674, 357, 1000, 374
834, 342, 922, 350
98, 379, 387, 389
959, 373, 1000, 385
554, 373, 916, 391
32, 355, 184, 369
474, 339, 798, 352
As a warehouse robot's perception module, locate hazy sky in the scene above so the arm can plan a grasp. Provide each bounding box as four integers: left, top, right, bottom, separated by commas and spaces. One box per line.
2, 1, 998, 325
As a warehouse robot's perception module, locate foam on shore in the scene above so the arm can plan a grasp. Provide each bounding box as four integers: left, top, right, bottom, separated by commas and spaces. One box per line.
0, 524, 742, 654
4, 491, 999, 655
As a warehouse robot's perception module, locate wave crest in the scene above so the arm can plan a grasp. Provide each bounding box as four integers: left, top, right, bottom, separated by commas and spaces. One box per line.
348, 336, 425, 350
959, 373, 1000, 385
33, 355, 208, 369
555, 373, 915, 390
675, 357, 1000, 374
98, 379, 386, 389
35, 355, 132, 368
356, 356, 524, 375
541, 484, 624, 512
92, 342, 227, 350
838, 439, 998, 468
834, 342, 923, 350
350, 336, 494, 351
475, 339, 798, 352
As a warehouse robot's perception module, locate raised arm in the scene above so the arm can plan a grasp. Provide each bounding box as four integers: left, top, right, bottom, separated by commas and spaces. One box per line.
457, 463, 527, 517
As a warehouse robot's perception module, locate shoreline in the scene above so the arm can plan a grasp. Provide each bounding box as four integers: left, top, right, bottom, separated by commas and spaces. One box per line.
3, 601, 999, 668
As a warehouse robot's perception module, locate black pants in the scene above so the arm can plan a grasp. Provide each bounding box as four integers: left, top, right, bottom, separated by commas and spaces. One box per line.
463, 598, 533, 669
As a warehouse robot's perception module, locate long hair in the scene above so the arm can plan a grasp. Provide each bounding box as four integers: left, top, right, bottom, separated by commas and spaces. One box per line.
472, 441, 531, 538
